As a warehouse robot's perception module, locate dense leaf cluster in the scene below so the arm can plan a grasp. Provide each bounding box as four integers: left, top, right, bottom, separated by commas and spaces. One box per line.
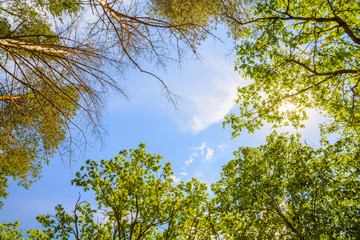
1, 144, 212, 239
212, 133, 360, 239
225, 0, 360, 139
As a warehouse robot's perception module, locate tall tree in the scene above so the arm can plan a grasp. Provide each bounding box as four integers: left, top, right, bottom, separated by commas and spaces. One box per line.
212, 132, 360, 239
221, 0, 360, 140
0, 0, 98, 205
0, 0, 209, 203
1, 144, 213, 239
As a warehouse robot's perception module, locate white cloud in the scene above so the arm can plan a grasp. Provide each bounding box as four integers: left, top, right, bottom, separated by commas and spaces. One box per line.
193, 142, 206, 155
185, 142, 207, 165
181, 71, 240, 133
184, 142, 215, 166
205, 148, 214, 160
180, 172, 188, 176
185, 156, 194, 166
173, 44, 246, 133
106, 28, 250, 132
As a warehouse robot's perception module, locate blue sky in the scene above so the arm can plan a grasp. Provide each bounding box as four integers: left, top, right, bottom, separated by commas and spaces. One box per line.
0, 28, 324, 230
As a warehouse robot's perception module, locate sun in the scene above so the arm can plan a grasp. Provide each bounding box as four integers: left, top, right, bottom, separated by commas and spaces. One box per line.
279, 102, 296, 113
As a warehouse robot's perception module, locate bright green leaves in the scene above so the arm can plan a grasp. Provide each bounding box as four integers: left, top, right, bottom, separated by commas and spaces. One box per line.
18, 143, 210, 239
0, 0, 63, 42
220, 1, 360, 238
0, 221, 55, 239
0, 221, 24, 240
36, 202, 103, 240
212, 132, 360, 239
228, 0, 360, 140
2, 138, 359, 239
70, 143, 209, 239
2, 1, 360, 239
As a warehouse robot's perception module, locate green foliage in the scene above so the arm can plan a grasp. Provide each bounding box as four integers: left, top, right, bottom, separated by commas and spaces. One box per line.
0, 0, 84, 206
2, 1, 360, 239
2, 137, 359, 239
0, 221, 52, 239
212, 132, 360, 239
41, 0, 82, 17
0, 0, 79, 41
224, 0, 360, 140
0, 80, 79, 207
210, 1, 360, 238
0, 221, 23, 240
0, 144, 211, 239
149, 0, 249, 45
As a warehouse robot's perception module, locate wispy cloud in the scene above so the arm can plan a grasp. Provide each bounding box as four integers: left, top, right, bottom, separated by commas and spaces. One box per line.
193, 142, 206, 155
184, 142, 215, 166
217, 144, 229, 152
185, 156, 194, 166
174, 47, 244, 133
206, 148, 214, 160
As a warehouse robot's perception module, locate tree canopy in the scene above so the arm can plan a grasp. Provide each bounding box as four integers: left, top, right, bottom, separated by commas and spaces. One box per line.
223, 0, 360, 140
0, 0, 210, 203
0, 144, 214, 239
2, 0, 360, 239
212, 132, 360, 239
2, 137, 360, 239
214, 1, 360, 238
